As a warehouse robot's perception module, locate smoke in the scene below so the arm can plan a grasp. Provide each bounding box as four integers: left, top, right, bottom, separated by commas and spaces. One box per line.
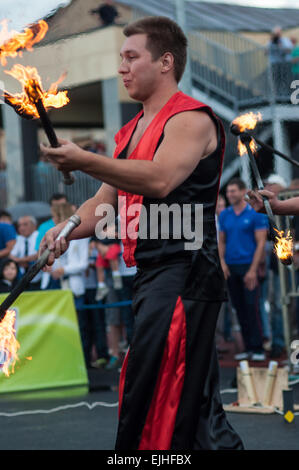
1, 0, 71, 31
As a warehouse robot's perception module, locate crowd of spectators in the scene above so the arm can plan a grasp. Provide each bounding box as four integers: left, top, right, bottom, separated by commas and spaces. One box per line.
217, 175, 299, 363
0, 192, 135, 371
1, 176, 298, 371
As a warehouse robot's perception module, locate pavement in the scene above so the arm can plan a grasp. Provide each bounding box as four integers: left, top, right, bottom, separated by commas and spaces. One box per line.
0, 364, 298, 451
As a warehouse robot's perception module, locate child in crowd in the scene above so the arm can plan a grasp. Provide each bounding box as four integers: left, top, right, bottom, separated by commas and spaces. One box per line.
95, 238, 123, 301
0, 258, 19, 293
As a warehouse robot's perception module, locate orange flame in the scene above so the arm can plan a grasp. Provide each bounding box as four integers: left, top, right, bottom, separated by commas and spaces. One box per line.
233, 112, 262, 156
0, 310, 20, 377
0, 20, 48, 66
3, 64, 69, 118
274, 228, 293, 263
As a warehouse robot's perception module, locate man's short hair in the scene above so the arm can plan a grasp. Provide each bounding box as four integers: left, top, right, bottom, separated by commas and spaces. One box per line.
18, 215, 37, 227
0, 210, 12, 220
227, 178, 247, 190
49, 193, 68, 205
123, 16, 187, 83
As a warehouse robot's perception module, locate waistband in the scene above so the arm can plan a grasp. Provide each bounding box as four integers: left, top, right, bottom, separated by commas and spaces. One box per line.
136, 253, 192, 271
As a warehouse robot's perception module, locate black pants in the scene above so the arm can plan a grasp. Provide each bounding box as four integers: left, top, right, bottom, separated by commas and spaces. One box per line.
115, 261, 243, 450
227, 264, 263, 353
78, 288, 109, 366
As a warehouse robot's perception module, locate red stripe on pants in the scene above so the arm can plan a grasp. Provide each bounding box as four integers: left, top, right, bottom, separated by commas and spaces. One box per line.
118, 348, 129, 418
138, 296, 187, 450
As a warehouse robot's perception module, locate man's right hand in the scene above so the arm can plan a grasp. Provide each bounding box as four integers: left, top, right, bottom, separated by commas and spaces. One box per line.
39, 221, 69, 267
221, 261, 230, 280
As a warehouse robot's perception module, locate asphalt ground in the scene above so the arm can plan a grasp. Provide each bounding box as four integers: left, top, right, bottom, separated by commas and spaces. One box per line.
0, 366, 298, 452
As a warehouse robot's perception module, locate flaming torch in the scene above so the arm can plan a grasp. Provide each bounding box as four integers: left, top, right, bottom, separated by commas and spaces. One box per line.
0, 20, 48, 66
0, 215, 81, 376
0, 21, 74, 185
231, 112, 293, 266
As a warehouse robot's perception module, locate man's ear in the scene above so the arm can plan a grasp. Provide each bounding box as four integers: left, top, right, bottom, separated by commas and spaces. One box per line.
161, 52, 174, 74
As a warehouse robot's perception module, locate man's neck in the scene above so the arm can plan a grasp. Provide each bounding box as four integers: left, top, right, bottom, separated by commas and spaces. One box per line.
142, 83, 179, 123
233, 200, 247, 214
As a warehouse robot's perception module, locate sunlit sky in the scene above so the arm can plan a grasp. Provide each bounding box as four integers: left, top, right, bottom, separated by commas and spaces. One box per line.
1, 0, 299, 31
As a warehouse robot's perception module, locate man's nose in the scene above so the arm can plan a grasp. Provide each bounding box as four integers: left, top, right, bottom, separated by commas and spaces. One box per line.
118, 59, 129, 74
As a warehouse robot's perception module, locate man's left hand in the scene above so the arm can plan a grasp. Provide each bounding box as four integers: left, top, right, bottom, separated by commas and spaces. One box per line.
40, 139, 86, 172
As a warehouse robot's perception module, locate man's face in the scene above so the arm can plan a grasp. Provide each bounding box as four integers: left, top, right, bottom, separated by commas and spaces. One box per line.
118, 34, 162, 102
0, 216, 11, 224
226, 184, 246, 205
216, 197, 226, 216
18, 217, 35, 238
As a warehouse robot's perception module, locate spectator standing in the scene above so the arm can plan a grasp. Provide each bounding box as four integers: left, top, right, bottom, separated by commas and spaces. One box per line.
10, 216, 41, 291
291, 37, 299, 79
36, 193, 69, 289
35, 193, 69, 252
218, 178, 268, 361
267, 26, 293, 96
0, 210, 13, 224
90, 0, 119, 27
49, 203, 90, 367
95, 239, 122, 301
0, 258, 19, 293
0, 219, 16, 261
84, 238, 110, 369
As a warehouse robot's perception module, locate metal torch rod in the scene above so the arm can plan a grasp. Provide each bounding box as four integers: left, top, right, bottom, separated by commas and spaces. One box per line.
0, 215, 81, 321
34, 99, 75, 186
241, 136, 277, 229
252, 135, 299, 169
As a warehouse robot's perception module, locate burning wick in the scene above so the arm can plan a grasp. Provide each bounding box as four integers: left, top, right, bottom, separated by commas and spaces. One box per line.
0, 310, 20, 377
274, 229, 293, 266
2, 65, 74, 185
230, 113, 293, 266
231, 113, 299, 169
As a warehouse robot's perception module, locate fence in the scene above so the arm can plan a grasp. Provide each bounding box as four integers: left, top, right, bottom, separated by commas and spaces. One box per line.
32, 163, 102, 207
0, 170, 7, 209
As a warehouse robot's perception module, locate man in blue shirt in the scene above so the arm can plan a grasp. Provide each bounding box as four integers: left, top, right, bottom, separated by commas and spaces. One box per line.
218, 178, 268, 361
0, 221, 16, 261
35, 193, 69, 252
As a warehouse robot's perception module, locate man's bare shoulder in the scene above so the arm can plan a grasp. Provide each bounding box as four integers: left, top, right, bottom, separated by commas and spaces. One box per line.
164, 109, 216, 136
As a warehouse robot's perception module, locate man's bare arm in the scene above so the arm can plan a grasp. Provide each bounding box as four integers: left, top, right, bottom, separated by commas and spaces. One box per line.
40, 183, 117, 265
40, 111, 217, 199
0, 239, 16, 259
247, 189, 299, 216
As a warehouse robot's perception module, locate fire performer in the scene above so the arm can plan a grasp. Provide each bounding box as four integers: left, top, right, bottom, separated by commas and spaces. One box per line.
39, 17, 243, 450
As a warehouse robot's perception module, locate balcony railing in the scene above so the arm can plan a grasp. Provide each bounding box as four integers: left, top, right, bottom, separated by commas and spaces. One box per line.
189, 31, 294, 109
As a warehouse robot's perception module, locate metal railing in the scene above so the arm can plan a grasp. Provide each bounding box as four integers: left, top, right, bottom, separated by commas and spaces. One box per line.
0, 170, 8, 209
189, 30, 271, 109
32, 163, 102, 206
